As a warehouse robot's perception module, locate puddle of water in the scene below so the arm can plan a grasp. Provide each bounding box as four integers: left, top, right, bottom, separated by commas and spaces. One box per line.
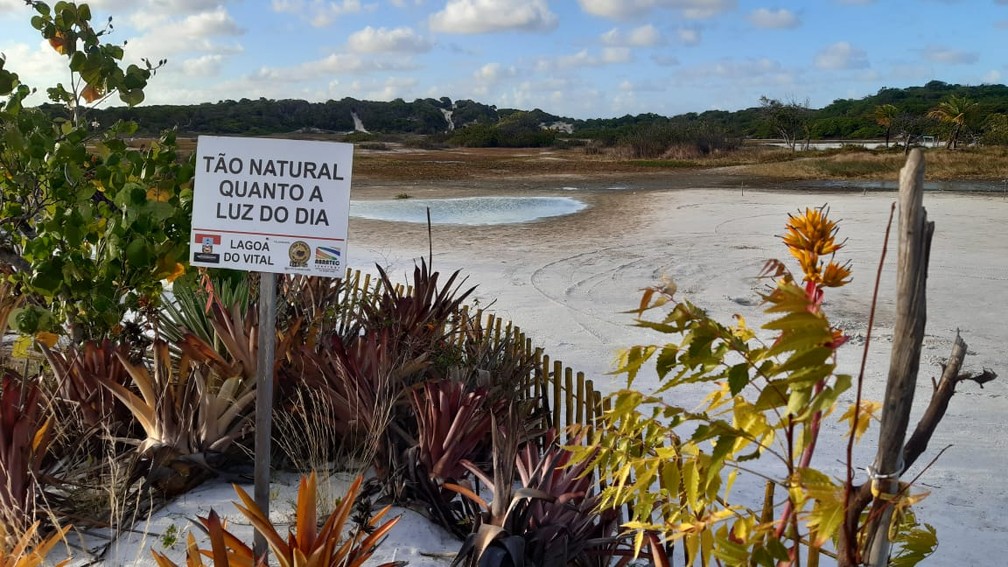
349, 196, 587, 225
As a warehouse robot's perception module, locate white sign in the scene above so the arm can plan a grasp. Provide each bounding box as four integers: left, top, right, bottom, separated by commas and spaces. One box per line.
189, 136, 353, 277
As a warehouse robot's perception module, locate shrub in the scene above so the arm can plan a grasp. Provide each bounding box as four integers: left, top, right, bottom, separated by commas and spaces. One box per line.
620, 121, 740, 159
571, 206, 936, 565
0, 1, 193, 340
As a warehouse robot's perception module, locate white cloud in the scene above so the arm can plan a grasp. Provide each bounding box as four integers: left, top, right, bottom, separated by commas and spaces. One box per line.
602, 47, 632, 63
181, 54, 224, 76
577, 0, 735, 20
474, 62, 516, 82
814, 41, 869, 70
983, 70, 1002, 83
0, 41, 66, 92
272, 0, 365, 27
348, 26, 433, 53
676, 27, 701, 45
346, 76, 419, 100
748, 8, 799, 29
601, 24, 663, 47
126, 7, 243, 59
619, 79, 666, 92
679, 57, 794, 88
253, 52, 417, 82
543, 47, 632, 71
921, 46, 979, 65
430, 0, 558, 34
0, 0, 24, 15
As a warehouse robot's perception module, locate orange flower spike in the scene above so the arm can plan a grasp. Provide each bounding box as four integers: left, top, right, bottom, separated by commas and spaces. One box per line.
792, 250, 821, 283
782, 206, 847, 285
820, 261, 852, 288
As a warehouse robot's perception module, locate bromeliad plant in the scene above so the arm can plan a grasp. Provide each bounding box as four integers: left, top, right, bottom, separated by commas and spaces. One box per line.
449, 417, 629, 567
276, 261, 476, 492
150, 472, 401, 567
102, 340, 255, 494
42, 340, 135, 435
0, 372, 52, 538
404, 379, 495, 537
571, 206, 933, 565
359, 260, 476, 368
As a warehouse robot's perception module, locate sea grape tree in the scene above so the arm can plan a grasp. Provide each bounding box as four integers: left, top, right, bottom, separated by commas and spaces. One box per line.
0, 1, 193, 340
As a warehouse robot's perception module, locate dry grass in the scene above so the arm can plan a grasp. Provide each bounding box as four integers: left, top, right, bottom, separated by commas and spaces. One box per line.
160, 136, 1008, 182
272, 387, 349, 517
736, 146, 1008, 181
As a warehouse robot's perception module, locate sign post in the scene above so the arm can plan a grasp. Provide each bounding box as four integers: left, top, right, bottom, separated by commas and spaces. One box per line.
252, 271, 276, 560
189, 136, 354, 561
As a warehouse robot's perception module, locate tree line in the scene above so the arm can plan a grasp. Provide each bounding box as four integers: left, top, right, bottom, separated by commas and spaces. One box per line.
42, 81, 1008, 150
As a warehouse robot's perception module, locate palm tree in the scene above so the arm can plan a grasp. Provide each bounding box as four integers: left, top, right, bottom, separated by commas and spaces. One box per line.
927, 94, 977, 149
873, 103, 898, 148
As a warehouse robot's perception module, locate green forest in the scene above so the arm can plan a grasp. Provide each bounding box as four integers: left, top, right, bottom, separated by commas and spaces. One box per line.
47, 80, 1008, 149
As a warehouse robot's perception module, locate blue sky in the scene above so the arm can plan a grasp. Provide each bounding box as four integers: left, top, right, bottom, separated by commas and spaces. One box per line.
1, 0, 1006, 119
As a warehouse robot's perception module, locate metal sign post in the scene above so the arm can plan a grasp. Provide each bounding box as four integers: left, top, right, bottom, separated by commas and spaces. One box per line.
188, 135, 354, 563
252, 272, 277, 560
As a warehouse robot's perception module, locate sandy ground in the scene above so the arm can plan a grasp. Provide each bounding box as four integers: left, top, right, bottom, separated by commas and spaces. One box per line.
71, 170, 1007, 566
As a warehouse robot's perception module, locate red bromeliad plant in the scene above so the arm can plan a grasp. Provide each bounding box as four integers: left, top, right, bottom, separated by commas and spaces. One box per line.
275, 262, 475, 488
0, 371, 51, 535
280, 329, 427, 467
448, 421, 631, 567
412, 380, 495, 482
42, 340, 135, 435
404, 379, 496, 537
359, 260, 476, 368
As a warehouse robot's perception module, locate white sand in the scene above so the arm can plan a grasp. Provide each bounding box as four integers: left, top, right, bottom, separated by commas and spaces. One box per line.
68, 184, 1007, 566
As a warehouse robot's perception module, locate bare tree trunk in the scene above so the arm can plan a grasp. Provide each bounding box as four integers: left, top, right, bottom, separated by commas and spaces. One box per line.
837, 151, 997, 567
865, 149, 934, 566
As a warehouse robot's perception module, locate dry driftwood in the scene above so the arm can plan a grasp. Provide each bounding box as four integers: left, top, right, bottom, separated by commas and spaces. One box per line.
837, 149, 999, 567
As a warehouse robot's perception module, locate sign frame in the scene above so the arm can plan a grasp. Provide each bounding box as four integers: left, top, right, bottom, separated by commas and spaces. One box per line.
189, 135, 353, 277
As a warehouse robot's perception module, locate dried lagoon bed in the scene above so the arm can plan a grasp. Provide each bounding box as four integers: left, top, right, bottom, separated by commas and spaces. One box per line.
347, 173, 1007, 566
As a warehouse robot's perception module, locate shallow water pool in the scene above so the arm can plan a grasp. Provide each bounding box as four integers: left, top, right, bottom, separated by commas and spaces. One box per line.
349, 196, 587, 225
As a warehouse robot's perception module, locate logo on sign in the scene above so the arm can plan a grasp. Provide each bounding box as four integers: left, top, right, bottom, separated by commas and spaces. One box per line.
314, 246, 342, 272
289, 241, 311, 267
194, 233, 221, 263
